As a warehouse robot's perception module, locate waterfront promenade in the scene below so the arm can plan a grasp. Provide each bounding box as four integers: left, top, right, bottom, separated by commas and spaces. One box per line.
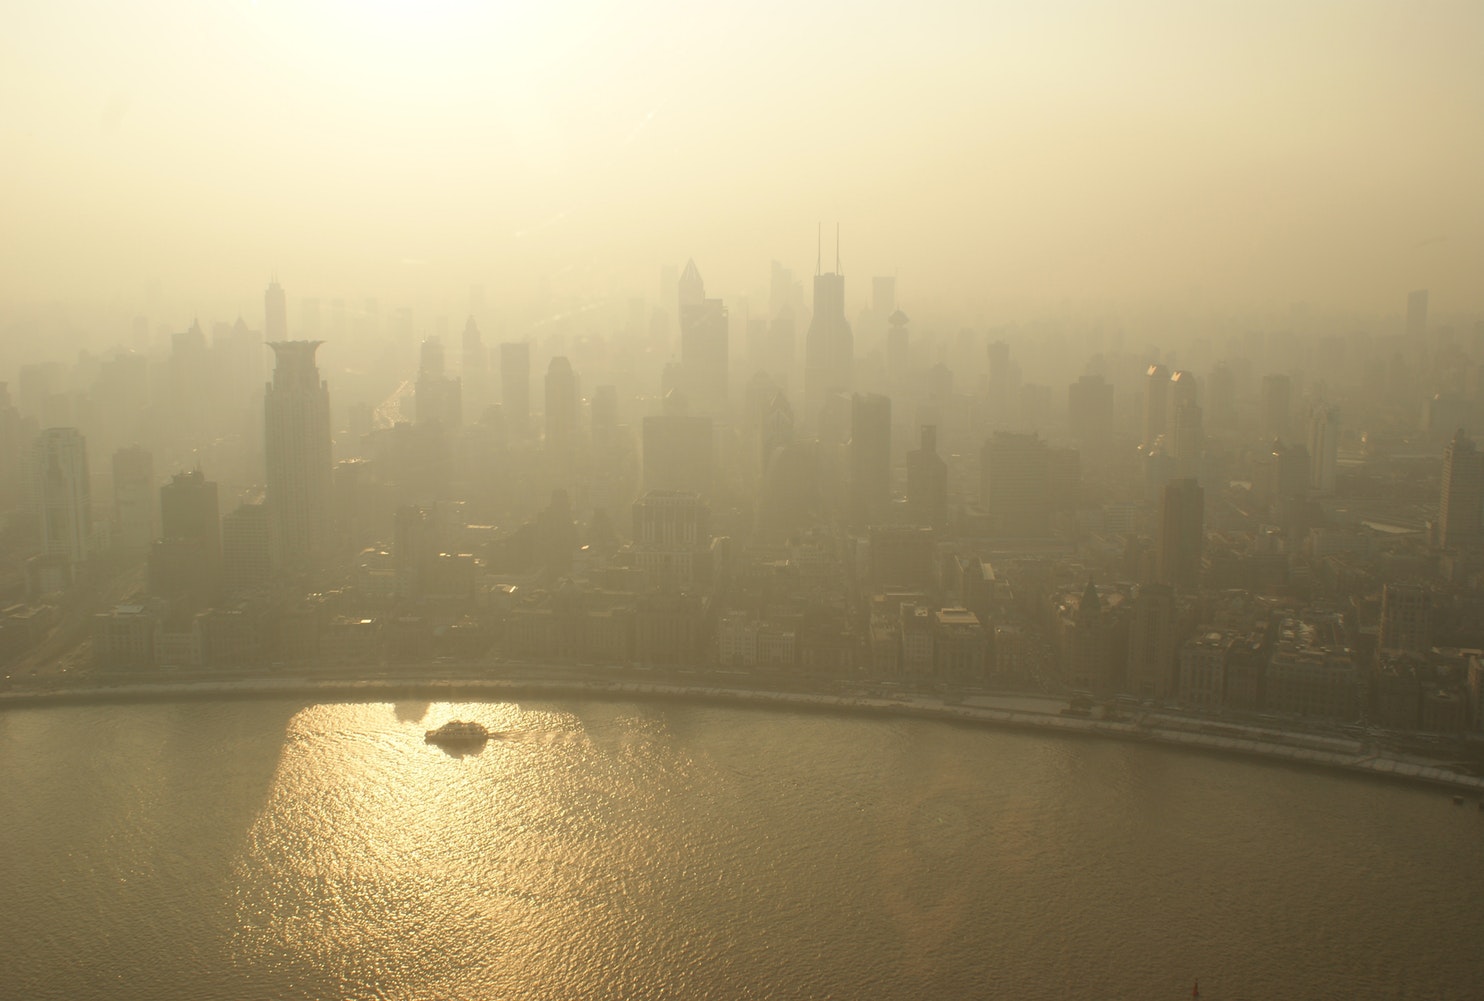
5, 668, 1484, 795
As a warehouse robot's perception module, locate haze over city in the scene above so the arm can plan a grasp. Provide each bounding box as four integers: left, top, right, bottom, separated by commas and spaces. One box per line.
4, 3, 1484, 1000
3, 0, 1482, 327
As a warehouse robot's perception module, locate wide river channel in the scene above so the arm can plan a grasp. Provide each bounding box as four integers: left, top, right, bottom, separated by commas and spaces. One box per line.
2, 698, 1481, 1000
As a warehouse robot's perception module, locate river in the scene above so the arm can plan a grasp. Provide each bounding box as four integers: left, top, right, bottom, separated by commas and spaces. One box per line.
2, 699, 1480, 999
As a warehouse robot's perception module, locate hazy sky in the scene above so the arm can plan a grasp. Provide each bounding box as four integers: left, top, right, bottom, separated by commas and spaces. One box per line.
3, 0, 1481, 317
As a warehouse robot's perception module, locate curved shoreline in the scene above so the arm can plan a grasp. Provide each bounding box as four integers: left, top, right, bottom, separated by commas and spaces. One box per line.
5, 675, 1483, 795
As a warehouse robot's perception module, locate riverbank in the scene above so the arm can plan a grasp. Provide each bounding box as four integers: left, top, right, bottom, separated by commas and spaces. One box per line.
5, 674, 1483, 795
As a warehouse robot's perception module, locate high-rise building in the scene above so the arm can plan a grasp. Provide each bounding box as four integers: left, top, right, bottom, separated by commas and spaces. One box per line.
848, 393, 891, 527
500, 342, 531, 434
1142, 364, 1169, 448
33, 427, 92, 570
632, 490, 712, 590
461, 316, 487, 372
111, 446, 155, 555
677, 259, 729, 413
1307, 404, 1339, 495
1170, 402, 1204, 477
1127, 583, 1177, 699
1068, 579, 1106, 693
415, 336, 463, 428
222, 500, 274, 596
264, 278, 287, 342
160, 469, 221, 567
1407, 288, 1429, 338
1068, 374, 1114, 450
1379, 583, 1431, 654
1261, 374, 1291, 441
1157, 477, 1204, 590
265, 340, 332, 575
906, 425, 948, 531
543, 356, 578, 455
1439, 429, 1483, 549
980, 432, 1050, 537
803, 229, 853, 427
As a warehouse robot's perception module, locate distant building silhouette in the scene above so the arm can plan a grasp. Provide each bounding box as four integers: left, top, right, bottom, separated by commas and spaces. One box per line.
1379, 582, 1431, 654
1157, 477, 1204, 590
632, 490, 711, 590
1439, 429, 1483, 549
543, 356, 578, 455
1068, 373, 1113, 451
415, 336, 463, 428
264, 278, 287, 342
500, 342, 531, 434
160, 469, 221, 567
1127, 583, 1177, 699
222, 500, 274, 596
677, 259, 729, 414
1261, 374, 1291, 442
804, 228, 853, 427
1142, 364, 1169, 449
980, 432, 1049, 537
906, 425, 948, 531
265, 340, 332, 575
33, 427, 92, 573
1307, 404, 1339, 495
462, 316, 487, 372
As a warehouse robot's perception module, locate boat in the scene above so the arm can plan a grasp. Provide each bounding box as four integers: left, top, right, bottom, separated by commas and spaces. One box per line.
425, 720, 492, 745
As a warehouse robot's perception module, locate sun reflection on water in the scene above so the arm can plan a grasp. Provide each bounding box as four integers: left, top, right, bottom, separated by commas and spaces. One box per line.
229, 701, 609, 996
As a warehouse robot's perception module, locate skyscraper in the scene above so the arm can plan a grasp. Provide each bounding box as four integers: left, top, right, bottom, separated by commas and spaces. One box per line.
1127, 583, 1176, 699
803, 228, 853, 426
1142, 364, 1169, 448
222, 500, 274, 596
1261, 374, 1291, 441
265, 340, 332, 575
980, 432, 1050, 537
1068, 373, 1114, 451
160, 469, 221, 566
1307, 404, 1339, 495
1379, 583, 1431, 654
544, 356, 578, 456
1439, 429, 1483, 550
906, 425, 948, 531
1157, 477, 1204, 590
500, 342, 530, 434
151, 469, 222, 602
415, 336, 463, 428
33, 427, 92, 570
677, 259, 729, 414
848, 393, 891, 527
265, 278, 287, 342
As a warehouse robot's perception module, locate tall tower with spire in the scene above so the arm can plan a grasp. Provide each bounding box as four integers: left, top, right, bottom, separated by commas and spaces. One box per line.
265, 340, 332, 576
804, 225, 854, 428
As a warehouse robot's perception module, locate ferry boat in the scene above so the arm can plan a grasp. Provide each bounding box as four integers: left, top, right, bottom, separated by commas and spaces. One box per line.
425, 720, 492, 745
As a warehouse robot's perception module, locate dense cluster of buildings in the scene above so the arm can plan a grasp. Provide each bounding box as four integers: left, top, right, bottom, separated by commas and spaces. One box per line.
3, 265, 1484, 736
